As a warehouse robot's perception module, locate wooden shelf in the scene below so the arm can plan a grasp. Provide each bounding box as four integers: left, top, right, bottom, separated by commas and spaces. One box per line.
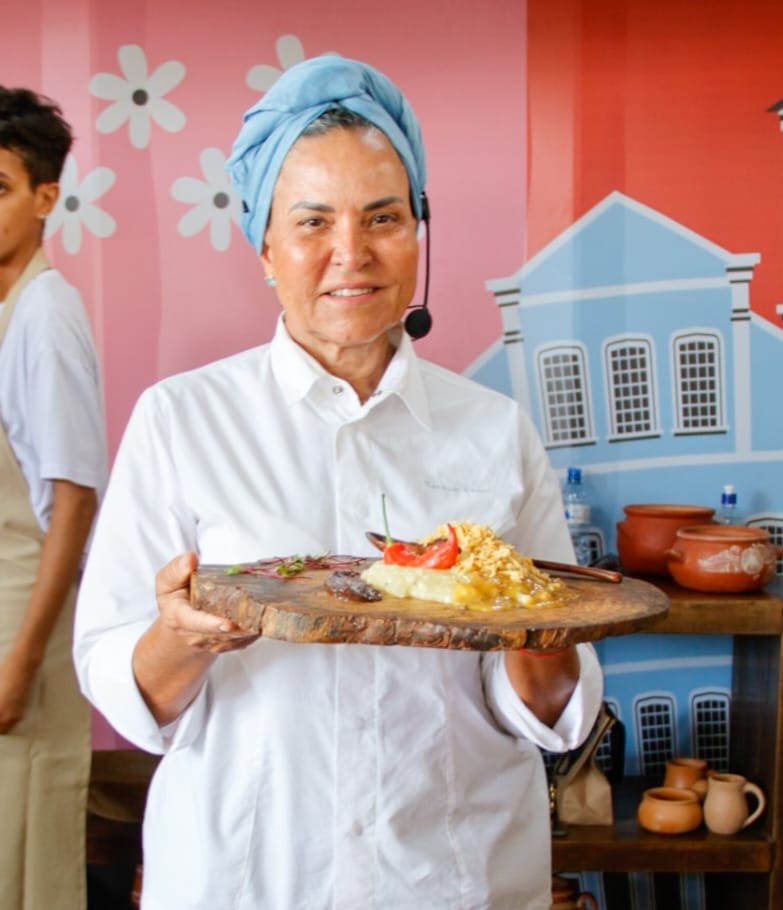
637, 576, 783, 636
552, 777, 772, 874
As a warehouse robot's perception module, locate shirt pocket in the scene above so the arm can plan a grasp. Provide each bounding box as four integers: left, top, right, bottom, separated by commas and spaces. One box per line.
376, 479, 521, 543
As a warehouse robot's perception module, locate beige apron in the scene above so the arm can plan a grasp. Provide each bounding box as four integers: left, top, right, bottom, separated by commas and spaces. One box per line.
0, 249, 90, 910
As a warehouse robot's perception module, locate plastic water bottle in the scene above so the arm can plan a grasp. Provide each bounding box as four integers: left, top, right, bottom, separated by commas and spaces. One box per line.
563, 467, 592, 566
716, 484, 741, 525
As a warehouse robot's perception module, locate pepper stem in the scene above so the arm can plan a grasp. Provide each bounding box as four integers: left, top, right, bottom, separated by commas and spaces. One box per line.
381, 493, 393, 546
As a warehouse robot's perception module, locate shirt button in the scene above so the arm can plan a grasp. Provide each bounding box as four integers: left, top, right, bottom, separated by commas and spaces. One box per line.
332, 385, 344, 395
351, 821, 364, 836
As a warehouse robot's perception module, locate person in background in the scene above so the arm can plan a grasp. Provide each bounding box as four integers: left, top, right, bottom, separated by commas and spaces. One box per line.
74, 57, 602, 910
0, 87, 107, 910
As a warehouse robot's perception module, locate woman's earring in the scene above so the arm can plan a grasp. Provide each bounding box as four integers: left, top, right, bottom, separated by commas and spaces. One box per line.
264, 275, 276, 287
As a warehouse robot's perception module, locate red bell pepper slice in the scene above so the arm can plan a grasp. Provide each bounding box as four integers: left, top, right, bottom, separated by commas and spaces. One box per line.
383, 524, 459, 569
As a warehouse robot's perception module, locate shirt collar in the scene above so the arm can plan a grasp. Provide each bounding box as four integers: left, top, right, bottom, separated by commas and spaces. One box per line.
269, 315, 432, 428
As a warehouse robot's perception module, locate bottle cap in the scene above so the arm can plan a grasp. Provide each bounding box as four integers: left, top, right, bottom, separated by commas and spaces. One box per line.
722, 484, 735, 494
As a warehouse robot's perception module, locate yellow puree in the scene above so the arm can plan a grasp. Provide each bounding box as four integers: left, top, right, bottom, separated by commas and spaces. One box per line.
361, 521, 570, 612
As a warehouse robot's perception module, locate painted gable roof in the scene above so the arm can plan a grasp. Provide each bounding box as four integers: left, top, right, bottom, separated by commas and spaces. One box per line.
487, 191, 744, 298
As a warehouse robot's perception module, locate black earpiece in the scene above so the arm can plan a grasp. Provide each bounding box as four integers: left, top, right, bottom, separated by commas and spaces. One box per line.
403, 306, 432, 340
404, 191, 432, 340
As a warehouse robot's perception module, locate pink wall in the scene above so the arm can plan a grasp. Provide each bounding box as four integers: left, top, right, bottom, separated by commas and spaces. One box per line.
7, 0, 527, 747
9, 0, 528, 456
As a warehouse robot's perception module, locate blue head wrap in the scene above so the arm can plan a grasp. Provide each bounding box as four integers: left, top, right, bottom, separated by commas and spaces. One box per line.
226, 55, 427, 252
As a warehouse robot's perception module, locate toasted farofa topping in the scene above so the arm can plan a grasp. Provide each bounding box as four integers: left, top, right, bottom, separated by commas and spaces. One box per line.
425, 521, 570, 607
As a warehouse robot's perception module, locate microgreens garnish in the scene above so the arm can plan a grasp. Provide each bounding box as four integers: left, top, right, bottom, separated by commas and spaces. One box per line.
224, 553, 366, 579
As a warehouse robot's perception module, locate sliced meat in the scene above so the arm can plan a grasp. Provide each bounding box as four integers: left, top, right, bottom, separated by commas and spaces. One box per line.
325, 570, 383, 602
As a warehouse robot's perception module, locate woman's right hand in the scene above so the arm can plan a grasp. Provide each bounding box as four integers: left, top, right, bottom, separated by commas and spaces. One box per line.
155, 551, 260, 653
132, 552, 260, 725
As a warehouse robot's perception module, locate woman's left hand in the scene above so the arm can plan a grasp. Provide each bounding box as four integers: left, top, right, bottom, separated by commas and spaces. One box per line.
504, 646, 581, 727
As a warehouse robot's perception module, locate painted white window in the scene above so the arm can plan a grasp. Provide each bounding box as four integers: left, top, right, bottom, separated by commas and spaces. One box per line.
635, 694, 676, 777
604, 337, 659, 440
690, 690, 730, 772
746, 514, 783, 575
536, 343, 596, 448
673, 331, 726, 434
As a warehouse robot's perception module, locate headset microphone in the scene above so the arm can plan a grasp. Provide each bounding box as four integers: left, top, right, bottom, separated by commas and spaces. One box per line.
404, 191, 432, 340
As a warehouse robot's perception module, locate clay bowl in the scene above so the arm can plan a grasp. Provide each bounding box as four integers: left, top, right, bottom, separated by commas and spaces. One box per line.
616, 504, 716, 576
666, 525, 781, 593
637, 786, 703, 834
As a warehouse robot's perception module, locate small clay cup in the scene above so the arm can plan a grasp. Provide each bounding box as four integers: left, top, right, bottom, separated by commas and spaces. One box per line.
637, 786, 703, 834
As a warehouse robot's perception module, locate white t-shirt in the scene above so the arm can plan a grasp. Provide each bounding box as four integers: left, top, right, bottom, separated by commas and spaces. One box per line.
75, 318, 603, 910
0, 268, 107, 530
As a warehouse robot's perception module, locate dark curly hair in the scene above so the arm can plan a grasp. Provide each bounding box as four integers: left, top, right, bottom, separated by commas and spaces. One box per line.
0, 86, 73, 187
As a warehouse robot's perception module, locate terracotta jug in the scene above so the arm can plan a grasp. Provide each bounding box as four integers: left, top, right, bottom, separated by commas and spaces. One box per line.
663, 757, 709, 799
550, 875, 598, 910
703, 772, 766, 835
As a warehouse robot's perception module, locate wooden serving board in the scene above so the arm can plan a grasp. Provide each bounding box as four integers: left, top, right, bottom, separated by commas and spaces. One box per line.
190, 561, 668, 651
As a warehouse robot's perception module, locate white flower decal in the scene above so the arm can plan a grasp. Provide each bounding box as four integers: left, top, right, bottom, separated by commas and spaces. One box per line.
171, 147, 242, 252
90, 44, 186, 149
45, 154, 116, 255
247, 35, 306, 92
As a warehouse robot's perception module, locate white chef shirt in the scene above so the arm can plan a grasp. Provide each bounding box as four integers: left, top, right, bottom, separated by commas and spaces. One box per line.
75, 318, 603, 910
0, 268, 106, 529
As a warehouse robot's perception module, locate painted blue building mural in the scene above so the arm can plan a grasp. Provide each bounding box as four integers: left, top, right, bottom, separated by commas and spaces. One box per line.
472, 191, 783, 544
465, 191, 783, 910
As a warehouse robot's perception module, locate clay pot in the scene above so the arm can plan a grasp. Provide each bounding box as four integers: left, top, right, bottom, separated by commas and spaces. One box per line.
550, 875, 599, 909
666, 525, 781, 593
663, 757, 709, 799
616, 504, 715, 576
637, 786, 703, 834
702, 772, 766, 835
